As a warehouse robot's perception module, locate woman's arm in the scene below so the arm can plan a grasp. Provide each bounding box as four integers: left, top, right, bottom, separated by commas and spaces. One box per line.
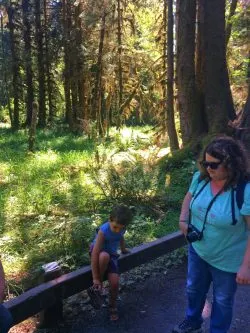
179, 192, 192, 236
236, 216, 250, 284
91, 230, 105, 288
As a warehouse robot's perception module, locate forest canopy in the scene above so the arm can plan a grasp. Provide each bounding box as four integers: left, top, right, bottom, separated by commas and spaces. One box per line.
0, 0, 249, 149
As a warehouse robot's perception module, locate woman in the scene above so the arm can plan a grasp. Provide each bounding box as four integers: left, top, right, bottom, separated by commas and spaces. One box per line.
173, 136, 250, 333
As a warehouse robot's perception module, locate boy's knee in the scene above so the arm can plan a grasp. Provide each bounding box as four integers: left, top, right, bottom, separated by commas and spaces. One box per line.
99, 251, 110, 262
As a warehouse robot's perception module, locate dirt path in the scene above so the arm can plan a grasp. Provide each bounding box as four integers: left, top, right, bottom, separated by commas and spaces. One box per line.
10, 257, 250, 333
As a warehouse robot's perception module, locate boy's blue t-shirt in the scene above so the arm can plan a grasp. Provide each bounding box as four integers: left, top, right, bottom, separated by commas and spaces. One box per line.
188, 171, 250, 273
92, 221, 126, 255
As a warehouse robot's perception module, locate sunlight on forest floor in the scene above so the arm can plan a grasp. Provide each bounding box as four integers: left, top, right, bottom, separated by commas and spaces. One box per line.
0, 125, 190, 296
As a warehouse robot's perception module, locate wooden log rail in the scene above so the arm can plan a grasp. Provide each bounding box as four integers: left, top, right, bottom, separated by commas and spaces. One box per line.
4, 231, 186, 325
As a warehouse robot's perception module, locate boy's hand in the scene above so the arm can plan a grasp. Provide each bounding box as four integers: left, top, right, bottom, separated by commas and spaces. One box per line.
121, 248, 130, 255
93, 279, 102, 290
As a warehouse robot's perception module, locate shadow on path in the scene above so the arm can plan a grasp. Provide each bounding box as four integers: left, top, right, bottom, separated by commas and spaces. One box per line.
29, 261, 250, 333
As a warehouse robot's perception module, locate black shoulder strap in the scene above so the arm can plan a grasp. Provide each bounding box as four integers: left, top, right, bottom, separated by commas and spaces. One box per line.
192, 175, 209, 198
236, 180, 247, 210
231, 180, 247, 225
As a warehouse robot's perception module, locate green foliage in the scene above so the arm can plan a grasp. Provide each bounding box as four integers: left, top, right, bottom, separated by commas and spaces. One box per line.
163, 147, 196, 172
91, 155, 158, 205
227, 2, 249, 109
0, 125, 195, 293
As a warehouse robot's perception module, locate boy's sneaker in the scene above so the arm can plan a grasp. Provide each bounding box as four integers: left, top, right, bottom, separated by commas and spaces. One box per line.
87, 286, 103, 309
172, 319, 202, 333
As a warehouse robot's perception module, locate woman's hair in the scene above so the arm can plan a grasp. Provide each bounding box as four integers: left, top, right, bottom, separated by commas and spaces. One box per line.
110, 204, 133, 226
199, 136, 250, 188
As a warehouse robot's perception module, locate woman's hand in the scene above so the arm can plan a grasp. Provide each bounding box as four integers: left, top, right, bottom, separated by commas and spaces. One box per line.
179, 221, 188, 236
236, 264, 250, 284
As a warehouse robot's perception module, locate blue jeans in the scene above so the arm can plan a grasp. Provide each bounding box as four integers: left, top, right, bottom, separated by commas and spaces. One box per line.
0, 304, 13, 333
186, 245, 237, 333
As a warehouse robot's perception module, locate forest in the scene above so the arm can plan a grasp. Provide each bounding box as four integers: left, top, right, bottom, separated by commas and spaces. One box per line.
0, 0, 249, 295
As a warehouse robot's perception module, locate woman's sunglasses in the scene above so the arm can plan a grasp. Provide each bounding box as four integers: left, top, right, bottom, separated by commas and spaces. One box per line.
200, 161, 222, 170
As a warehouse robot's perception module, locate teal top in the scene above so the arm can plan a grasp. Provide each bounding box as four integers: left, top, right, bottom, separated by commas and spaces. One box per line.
189, 171, 250, 273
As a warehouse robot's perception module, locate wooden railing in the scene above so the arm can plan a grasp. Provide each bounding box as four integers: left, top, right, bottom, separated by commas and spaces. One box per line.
4, 231, 186, 325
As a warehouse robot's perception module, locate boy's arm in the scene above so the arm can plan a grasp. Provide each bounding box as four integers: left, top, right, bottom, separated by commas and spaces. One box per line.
120, 236, 130, 254
0, 259, 5, 302
91, 230, 105, 288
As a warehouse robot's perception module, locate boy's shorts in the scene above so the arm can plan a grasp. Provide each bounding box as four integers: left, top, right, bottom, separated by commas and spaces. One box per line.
89, 245, 119, 274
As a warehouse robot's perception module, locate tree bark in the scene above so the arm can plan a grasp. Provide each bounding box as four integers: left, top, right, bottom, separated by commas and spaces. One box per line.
7, 5, 20, 130
92, 10, 106, 135
176, 0, 196, 144
22, 0, 34, 126
204, 0, 235, 134
28, 101, 38, 152
0, 13, 12, 125
62, 0, 73, 129
195, 0, 207, 135
166, 0, 179, 150
238, 54, 250, 156
162, 0, 167, 130
117, 0, 123, 128
75, 2, 86, 124
35, 0, 46, 127
44, 0, 54, 123
225, 0, 238, 47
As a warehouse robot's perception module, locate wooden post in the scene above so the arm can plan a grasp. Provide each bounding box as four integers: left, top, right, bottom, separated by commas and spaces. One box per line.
37, 262, 63, 328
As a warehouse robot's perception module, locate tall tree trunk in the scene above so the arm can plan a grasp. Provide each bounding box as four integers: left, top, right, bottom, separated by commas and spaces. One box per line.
28, 101, 38, 152
204, 0, 235, 133
44, 0, 54, 122
76, 2, 86, 124
22, 0, 34, 126
7, 5, 20, 130
162, 0, 167, 130
166, 0, 179, 150
0, 13, 12, 125
117, 0, 123, 128
92, 10, 106, 135
176, 0, 196, 144
35, 0, 46, 127
238, 53, 250, 155
195, 0, 207, 135
225, 0, 238, 47
62, 0, 73, 129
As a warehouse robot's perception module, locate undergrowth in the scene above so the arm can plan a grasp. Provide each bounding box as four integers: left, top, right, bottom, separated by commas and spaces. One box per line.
0, 125, 197, 294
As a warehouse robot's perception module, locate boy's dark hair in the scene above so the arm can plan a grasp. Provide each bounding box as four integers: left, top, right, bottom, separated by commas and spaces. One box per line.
109, 205, 133, 226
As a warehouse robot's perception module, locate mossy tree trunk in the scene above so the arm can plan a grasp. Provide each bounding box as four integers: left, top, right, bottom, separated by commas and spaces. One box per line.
166, 0, 179, 150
